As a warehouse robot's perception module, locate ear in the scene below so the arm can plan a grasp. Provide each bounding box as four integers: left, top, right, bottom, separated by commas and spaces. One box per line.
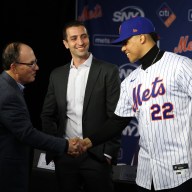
63, 40, 69, 49
10, 63, 18, 74
139, 34, 146, 44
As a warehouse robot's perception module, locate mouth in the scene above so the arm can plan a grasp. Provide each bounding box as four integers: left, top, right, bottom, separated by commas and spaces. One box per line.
77, 45, 86, 50
126, 52, 129, 57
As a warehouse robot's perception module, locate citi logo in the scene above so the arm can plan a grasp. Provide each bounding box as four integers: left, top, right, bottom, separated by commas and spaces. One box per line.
113, 6, 144, 22
156, 2, 176, 27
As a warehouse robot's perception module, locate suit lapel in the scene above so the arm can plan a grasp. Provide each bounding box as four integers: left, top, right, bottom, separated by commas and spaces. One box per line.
83, 59, 101, 114
61, 64, 70, 103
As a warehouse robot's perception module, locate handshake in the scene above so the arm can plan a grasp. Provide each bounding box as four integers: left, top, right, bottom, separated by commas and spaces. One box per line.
67, 137, 92, 157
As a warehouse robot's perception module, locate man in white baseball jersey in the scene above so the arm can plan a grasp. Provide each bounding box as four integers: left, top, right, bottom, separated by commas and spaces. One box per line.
82, 16, 192, 191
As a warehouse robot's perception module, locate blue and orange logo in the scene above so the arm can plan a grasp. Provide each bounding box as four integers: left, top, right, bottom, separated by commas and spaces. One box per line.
156, 2, 176, 27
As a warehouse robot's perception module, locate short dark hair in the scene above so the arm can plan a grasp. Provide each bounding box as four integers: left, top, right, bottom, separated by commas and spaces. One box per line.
2, 42, 22, 70
62, 20, 87, 41
149, 32, 159, 43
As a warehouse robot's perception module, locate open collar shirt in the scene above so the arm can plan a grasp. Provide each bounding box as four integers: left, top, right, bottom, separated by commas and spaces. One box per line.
65, 54, 92, 139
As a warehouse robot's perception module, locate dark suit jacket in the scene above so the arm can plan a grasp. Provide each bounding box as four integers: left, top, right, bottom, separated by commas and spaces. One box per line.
0, 71, 67, 192
41, 58, 121, 164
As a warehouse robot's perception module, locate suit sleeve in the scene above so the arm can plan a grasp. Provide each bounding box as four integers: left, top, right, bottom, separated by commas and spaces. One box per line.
89, 114, 131, 147
0, 93, 66, 156
41, 74, 59, 136
103, 64, 122, 162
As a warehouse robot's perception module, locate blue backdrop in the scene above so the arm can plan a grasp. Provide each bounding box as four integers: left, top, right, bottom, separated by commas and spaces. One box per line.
76, 0, 192, 165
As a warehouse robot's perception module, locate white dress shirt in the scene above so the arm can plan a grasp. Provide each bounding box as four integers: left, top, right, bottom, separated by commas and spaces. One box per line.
65, 54, 92, 139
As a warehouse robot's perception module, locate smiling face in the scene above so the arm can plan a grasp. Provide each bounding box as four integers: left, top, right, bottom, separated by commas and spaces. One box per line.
121, 35, 144, 63
121, 34, 155, 63
63, 25, 90, 65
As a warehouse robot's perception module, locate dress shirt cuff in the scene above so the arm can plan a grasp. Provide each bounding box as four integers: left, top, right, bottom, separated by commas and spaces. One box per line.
104, 153, 112, 159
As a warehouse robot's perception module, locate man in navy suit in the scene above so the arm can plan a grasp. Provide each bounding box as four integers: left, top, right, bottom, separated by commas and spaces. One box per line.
41, 20, 121, 192
0, 42, 81, 192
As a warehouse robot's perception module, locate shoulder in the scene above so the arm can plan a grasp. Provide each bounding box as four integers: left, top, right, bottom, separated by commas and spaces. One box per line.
0, 74, 14, 93
0, 81, 18, 105
164, 51, 191, 61
121, 66, 140, 85
92, 57, 118, 70
50, 63, 70, 76
163, 52, 192, 68
52, 63, 70, 73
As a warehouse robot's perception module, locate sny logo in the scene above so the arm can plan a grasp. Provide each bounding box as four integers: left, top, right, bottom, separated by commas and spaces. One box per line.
119, 63, 139, 81
188, 9, 192, 21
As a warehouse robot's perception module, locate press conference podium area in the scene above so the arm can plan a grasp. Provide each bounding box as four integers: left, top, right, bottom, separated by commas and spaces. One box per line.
30, 150, 137, 192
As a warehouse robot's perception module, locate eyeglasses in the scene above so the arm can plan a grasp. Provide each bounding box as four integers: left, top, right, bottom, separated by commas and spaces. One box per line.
15, 59, 38, 68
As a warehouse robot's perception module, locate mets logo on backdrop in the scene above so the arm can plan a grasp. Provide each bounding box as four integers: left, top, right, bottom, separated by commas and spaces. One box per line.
119, 63, 139, 81
156, 2, 176, 27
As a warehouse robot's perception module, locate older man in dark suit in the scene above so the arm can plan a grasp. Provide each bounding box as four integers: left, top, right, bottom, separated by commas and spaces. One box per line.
0, 42, 80, 192
41, 20, 121, 192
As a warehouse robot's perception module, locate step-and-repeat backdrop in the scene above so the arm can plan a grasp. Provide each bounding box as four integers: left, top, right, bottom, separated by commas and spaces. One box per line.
76, 0, 192, 165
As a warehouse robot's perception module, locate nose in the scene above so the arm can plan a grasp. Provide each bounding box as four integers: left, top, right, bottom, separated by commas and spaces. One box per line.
34, 63, 39, 70
77, 37, 84, 45
121, 45, 126, 52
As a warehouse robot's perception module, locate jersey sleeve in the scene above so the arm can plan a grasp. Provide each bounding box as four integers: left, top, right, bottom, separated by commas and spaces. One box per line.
176, 56, 192, 97
115, 79, 135, 117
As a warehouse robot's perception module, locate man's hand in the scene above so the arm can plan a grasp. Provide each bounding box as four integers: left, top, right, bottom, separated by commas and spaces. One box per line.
67, 137, 82, 157
81, 138, 92, 148
67, 137, 93, 157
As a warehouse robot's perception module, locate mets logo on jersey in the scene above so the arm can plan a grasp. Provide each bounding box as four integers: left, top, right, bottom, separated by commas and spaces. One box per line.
119, 63, 139, 81
132, 77, 174, 121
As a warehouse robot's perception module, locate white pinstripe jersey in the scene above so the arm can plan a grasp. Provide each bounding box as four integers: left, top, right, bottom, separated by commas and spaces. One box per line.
115, 51, 192, 190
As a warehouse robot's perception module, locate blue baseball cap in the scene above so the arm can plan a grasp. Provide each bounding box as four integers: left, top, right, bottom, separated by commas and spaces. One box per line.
112, 16, 156, 44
